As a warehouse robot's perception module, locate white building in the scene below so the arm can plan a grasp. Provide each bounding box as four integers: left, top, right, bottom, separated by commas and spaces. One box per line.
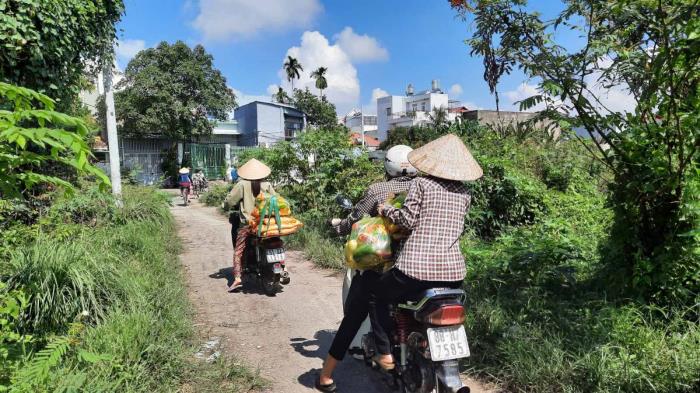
376, 80, 460, 141
343, 109, 378, 138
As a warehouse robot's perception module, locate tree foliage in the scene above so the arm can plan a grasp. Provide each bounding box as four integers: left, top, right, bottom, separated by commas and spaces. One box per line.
0, 0, 124, 111
283, 56, 303, 91
311, 67, 328, 97
292, 88, 339, 130
112, 41, 236, 140
0, 83, 110, 198
451, 0, 700, 305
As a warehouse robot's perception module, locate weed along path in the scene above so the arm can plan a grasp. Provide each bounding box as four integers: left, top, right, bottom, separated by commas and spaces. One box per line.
171, 197, 494, 393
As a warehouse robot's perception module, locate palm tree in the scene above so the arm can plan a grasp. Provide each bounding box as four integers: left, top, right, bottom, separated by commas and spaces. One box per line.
310, 66, 328, 97
273, 86, 290, 104
283, 56, 303, 91
428, 106, 450, 128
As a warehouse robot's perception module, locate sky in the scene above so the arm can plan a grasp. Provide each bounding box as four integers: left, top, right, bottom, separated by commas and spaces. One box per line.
113, 0, 615, 117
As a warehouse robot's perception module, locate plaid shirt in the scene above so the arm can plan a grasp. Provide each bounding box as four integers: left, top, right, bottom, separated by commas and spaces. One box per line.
382, 177, 470, 282
336, 177, 414, 236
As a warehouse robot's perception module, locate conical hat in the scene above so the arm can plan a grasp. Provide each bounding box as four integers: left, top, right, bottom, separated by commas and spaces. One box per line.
408, 134, 483, 181
237, 158, 271, 180
179, 167, 190, 174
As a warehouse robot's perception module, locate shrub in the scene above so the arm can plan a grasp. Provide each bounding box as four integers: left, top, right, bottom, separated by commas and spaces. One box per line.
200, 183, 233, 207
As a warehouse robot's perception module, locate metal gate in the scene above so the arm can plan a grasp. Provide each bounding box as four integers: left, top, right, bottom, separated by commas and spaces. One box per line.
190, 143, 227, 179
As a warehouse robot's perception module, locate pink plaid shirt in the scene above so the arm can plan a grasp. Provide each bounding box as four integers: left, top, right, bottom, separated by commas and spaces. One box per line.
382, 176, 470, 282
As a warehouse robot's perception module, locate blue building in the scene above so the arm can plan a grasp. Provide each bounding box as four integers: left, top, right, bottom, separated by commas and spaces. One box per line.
234, 101, 306, 146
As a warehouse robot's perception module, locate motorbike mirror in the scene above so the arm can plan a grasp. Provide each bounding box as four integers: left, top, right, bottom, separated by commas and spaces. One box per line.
335, 195, 353, 210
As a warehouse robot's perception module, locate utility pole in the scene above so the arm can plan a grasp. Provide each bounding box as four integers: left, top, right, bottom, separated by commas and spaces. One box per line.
103, 63, 122, 198
360, 105, 365, 149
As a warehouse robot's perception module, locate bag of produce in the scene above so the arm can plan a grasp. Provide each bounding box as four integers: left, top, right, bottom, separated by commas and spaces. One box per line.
383, 192, 410, 239
253, 216, 304, 237
249, 192, 302, 237
344, 216, 392, 270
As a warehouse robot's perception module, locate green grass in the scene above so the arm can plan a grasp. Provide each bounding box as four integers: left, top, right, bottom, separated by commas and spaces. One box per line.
1, 186, 264, 392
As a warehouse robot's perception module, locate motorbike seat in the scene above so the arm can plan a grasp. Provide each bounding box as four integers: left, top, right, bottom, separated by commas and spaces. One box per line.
397, 288, 465, 311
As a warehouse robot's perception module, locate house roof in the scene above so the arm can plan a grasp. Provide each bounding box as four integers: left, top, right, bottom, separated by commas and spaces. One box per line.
350, 132, 380, 147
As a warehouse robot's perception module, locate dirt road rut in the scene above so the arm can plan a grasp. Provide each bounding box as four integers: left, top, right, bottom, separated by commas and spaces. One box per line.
171, 197, 493, 393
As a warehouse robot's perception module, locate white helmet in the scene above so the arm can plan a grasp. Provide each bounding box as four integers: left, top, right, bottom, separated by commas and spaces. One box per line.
385, 145, 418, 178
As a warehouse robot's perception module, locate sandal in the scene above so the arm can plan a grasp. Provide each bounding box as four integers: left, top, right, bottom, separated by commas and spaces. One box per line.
227, 281, 243, 293
371, 355, 395, 371
315, 377, 337, 392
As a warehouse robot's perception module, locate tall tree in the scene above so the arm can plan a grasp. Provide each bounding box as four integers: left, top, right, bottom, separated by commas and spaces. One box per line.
274, 86, 290, 104
0, 0, 124, 111
292, 88, 338, 130
450, 0, 700, 304
284, 56, 303, 91
428, 106, 449, 128
310, 67, 328, 97
111, 41, 236, 140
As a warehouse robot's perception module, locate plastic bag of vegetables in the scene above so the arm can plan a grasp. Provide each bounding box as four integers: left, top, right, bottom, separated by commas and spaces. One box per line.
344, 216, 392, 270
383, 192, 410, 240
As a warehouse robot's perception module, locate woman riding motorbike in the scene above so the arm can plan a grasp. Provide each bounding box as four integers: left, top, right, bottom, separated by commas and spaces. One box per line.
223, 158, 276, 292
371, 133, 483, 370
178, 167, 192, 203
317, 146, 417, 392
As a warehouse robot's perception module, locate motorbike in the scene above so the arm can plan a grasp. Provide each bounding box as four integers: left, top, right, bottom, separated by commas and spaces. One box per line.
242, 235, 291, 296
335, 195, 472, 393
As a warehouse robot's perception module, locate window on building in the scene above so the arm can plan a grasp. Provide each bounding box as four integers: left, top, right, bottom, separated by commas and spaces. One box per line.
386, 107, 391, 116
421, 102, 426, 112
412, 104, 417, 112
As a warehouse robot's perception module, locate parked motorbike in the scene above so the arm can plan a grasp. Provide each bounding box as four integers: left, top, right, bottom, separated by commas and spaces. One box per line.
334, 195, 472, 393
242, 236, 291, 296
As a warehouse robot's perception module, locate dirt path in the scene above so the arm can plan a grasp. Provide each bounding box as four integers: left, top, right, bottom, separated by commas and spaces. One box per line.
171, 196, 495, 393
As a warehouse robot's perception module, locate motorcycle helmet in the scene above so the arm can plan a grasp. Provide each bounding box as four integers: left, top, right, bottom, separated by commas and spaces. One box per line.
384, 145, 418, 178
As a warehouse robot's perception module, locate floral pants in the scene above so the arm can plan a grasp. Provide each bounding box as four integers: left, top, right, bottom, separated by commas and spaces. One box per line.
233, 227, 250, 278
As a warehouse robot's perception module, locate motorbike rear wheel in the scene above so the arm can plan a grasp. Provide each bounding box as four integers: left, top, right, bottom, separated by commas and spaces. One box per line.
262, 272, 280, 296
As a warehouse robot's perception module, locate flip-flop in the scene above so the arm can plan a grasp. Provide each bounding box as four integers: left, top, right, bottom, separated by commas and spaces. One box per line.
371, 355, 395, 371
315, 377, 337, 392
227, 282, 243, 293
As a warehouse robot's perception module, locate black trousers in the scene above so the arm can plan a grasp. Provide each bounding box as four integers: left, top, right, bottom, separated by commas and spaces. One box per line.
369, 269, 462, 355
328, 270, 380, 361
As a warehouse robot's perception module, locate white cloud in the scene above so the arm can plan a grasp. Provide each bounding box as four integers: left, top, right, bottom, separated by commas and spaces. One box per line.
504, 82, 542, 112
334, 27, 388, 63
193, 0, 322, 41
115, 39, 146, 66
231, 87, 272, 107
266, 84, 279, 95
371, 88, 388, 102
449, 83, 463, 98
278, 31, 360, 115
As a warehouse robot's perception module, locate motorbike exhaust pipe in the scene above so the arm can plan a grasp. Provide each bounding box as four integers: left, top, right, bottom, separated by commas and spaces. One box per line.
456, 387, 471, 393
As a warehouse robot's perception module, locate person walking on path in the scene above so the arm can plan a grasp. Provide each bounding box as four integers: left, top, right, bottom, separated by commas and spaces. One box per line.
223, 158, 276, 292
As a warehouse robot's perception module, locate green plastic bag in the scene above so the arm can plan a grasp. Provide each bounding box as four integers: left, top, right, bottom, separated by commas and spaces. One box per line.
344, 216, 392, 270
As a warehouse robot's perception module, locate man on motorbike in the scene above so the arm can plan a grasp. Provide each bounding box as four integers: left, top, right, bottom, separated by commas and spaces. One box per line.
223, 158, 276, 292
371, 133, 483, 370
192, 169, 207, 196
317, 145, 417, 392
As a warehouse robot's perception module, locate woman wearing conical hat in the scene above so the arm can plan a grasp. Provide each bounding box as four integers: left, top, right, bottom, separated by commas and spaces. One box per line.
371, 134, 483, 369
223, 158, 276, 292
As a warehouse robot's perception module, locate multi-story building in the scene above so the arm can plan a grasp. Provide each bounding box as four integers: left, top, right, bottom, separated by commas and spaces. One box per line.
376, 80, 460, 141
343, 109, 378, 138
234, 101, 306, 147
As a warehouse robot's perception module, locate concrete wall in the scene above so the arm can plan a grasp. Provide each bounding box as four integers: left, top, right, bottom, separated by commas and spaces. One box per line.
255, 104, 285, 146
463, 110, 560, 137
233, 104, 259, 146
377, 95, 406, 141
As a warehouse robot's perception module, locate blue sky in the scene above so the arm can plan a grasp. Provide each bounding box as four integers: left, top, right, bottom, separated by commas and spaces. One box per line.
115, 0, 567, 115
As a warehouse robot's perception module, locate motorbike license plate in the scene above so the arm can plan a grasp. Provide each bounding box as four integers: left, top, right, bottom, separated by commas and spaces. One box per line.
427, 325, 470, 361
266, 248, 285, 263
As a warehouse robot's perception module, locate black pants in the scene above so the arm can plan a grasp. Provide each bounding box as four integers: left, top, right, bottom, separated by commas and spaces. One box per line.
369, 269, 462, 355
328, 270, 380, 361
